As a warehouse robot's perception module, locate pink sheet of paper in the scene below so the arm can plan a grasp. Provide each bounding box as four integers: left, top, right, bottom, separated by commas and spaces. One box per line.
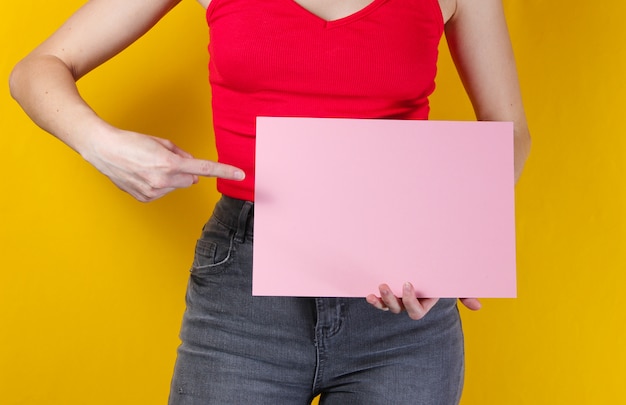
253, 117, 516, 298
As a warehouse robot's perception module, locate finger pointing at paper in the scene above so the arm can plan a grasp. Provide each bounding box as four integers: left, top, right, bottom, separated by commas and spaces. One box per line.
83, 129, 245, 203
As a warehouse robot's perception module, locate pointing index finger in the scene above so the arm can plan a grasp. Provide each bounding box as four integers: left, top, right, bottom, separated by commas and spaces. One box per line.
177, 158, 245, 181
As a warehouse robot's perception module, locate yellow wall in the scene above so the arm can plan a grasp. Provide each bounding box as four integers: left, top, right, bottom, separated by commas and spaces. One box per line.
1, 1, 624, 404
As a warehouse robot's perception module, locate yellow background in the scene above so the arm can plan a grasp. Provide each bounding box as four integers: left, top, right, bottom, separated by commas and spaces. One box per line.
1, 1, 624, 404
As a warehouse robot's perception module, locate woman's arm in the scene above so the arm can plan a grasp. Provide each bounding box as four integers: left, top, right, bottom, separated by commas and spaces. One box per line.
9, 0, 243, 202
366, 0, 529, 318
445, 0, 531, 183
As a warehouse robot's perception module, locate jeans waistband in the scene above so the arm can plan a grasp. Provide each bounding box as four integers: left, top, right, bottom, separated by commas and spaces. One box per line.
212, 194, 254, 243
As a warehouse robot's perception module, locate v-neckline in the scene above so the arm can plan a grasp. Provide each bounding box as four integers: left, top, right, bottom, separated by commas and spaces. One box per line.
288, 0, 387, 28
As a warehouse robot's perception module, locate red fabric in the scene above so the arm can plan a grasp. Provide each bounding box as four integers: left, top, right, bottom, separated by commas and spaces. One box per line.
207, 0, 444, 201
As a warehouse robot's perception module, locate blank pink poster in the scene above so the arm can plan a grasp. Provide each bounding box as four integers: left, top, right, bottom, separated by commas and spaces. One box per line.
253, 117, 516, 298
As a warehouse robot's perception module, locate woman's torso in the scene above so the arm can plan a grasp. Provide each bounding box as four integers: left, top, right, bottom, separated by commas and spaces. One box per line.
204, 0, 448, 201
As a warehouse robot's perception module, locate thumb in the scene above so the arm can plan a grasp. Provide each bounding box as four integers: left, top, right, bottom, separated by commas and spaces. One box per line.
460, 298, 482, 311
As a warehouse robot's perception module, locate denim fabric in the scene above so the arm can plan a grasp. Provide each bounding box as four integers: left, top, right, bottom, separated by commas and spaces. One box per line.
169, 195, 465, 405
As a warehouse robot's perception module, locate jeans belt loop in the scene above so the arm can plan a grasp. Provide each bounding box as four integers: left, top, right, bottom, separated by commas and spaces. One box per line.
234, 201, 253, 243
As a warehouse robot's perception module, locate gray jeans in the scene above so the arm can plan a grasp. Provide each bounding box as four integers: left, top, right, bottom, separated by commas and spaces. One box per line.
169, 195, 465, 404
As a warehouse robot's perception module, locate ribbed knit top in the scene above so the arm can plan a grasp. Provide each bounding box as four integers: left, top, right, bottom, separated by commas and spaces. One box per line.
207, 0, 444, 201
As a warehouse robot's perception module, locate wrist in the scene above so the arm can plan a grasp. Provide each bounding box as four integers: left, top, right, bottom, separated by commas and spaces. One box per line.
73, 113, 119, 165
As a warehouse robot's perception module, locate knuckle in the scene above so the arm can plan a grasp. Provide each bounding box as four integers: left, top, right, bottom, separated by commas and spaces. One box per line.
145, 173, 169, 189
145, 189, 160, 199
133, 188, 154, 203
161, 155, 179, 173
145, 180, 163, 190
161, 139, 175, 149
198, 160, 215, 175
131, 191, 149, 203
137, 181, 159, 198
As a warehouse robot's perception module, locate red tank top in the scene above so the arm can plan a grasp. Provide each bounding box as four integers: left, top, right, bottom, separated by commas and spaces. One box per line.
207, 0, 444, 201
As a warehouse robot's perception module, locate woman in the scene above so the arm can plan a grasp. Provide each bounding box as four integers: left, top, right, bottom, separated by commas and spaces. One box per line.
10, 0, 530, 403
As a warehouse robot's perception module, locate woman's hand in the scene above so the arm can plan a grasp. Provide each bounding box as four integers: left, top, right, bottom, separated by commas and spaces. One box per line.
9, 0, 216, 203
83, 127, 244, 202
366, 283, 482, 320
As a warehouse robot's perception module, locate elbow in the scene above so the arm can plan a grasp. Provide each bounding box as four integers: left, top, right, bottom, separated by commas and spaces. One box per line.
9, 62, 21, 101
8, 58, 27, 103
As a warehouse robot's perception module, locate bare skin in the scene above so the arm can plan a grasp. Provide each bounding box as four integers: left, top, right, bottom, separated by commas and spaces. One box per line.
9, 0, 530, 319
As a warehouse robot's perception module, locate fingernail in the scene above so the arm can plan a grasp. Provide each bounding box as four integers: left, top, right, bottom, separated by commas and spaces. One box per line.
403, 282, 412, 293
234, 171, 245, 180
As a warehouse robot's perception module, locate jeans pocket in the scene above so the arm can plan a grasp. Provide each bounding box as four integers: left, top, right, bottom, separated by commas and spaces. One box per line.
190, 220, 235, 276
